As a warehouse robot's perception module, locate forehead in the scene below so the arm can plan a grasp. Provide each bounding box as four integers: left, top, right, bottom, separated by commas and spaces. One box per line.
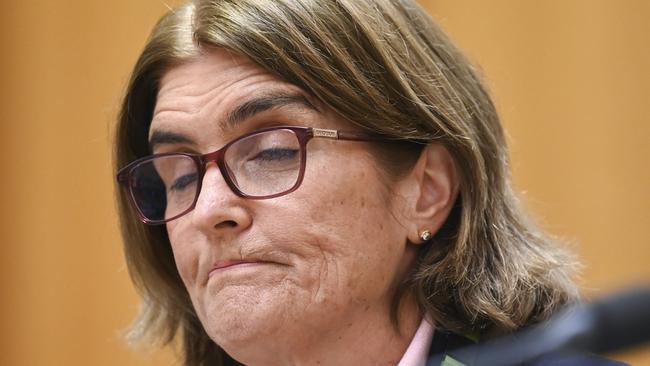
155, 50, 272, 108
150, 49, 316, 144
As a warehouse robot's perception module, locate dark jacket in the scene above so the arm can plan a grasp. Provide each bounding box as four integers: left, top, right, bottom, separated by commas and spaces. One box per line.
426, 329, 628, 366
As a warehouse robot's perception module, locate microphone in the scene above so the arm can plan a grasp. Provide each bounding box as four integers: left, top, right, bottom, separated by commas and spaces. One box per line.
446, 286, 650, 366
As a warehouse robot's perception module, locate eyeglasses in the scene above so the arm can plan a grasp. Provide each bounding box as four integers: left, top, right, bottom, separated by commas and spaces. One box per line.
117, 126, 394, 225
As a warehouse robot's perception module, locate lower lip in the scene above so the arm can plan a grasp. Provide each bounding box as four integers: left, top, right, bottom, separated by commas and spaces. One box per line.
208, 262, 267, 278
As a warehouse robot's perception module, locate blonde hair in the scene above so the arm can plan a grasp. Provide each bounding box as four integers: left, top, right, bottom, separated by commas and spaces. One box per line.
114, 1, 578, 365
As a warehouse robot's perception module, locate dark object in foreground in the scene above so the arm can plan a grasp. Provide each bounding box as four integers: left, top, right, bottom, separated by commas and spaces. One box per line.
428, 286, 650, 366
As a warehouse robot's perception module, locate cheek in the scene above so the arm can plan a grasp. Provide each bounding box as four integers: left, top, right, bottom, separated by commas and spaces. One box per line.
304, 158, 395, 240
286, 162, 407, 299
166, 222, 200, 289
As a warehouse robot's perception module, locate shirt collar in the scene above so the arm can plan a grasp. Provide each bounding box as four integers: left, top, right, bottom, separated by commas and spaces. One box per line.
398, 317, 435, 366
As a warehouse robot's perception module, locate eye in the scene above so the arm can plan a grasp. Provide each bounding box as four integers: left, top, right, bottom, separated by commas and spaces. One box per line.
170, 173, 199, 192
250, 148, 299, 162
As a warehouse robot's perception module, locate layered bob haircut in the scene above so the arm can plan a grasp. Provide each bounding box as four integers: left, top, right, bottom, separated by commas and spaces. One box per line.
114, 1, 578, 365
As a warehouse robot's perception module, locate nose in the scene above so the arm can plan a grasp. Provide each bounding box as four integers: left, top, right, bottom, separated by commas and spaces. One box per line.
190, 164, 252, 233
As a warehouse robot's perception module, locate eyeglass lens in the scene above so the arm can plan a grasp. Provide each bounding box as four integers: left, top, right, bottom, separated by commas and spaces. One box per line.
129, 128, 302, 222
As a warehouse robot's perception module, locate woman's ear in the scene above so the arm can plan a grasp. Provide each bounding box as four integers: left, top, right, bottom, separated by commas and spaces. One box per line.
405, 143, 459, 244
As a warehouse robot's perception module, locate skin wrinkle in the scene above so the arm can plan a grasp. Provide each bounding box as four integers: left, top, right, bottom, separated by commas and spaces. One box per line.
153, 66, 308, 139
153, 70, 259, 116
312, 249, 330, 304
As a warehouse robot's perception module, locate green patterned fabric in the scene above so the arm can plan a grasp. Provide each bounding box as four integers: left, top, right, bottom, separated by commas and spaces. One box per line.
441, 355, 468, 366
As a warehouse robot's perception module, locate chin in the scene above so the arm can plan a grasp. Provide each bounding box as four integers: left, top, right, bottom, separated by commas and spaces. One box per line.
199, 283, 293, 350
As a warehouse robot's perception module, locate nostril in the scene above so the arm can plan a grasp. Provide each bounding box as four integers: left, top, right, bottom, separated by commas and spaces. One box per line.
214, 220, 237, 229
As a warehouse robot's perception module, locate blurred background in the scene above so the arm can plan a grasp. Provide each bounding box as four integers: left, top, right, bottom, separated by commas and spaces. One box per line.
0, 0, 648, 365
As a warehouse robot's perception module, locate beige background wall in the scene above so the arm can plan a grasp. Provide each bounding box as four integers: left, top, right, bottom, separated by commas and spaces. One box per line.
0, 1, 647, 365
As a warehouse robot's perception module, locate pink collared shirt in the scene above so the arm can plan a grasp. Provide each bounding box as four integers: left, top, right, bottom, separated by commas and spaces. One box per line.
398, 318, 435, 366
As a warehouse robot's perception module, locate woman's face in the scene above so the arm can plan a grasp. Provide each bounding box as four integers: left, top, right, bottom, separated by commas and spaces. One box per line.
151, 50, 418, 359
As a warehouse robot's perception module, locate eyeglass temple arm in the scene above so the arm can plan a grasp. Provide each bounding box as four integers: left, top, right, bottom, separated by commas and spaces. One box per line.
117, 170, 129, 184
312, 128, 395, 142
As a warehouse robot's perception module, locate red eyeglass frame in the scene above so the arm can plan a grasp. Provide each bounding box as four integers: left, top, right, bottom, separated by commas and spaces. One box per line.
117, 126, 396, 225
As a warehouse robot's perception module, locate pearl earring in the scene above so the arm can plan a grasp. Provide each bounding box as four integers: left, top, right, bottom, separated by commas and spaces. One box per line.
420, 230, 432, 242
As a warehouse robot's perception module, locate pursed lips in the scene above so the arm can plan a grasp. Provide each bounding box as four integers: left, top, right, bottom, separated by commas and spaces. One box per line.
208, 259, 272, 278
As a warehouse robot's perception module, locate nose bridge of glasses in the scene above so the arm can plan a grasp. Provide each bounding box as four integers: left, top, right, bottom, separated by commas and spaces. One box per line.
196, 147, 240, 196
199, 147, 227, 168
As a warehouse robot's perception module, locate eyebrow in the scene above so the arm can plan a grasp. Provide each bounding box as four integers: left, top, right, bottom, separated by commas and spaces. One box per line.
149, 130, 194, 151
149, 92, 319, 151
224, 92, 319, 130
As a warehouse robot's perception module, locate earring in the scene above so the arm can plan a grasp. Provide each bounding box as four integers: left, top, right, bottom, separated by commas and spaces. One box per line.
420, 229, 432, 242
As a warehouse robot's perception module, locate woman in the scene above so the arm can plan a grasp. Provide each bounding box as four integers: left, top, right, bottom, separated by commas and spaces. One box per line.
114, 1, 620, 365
